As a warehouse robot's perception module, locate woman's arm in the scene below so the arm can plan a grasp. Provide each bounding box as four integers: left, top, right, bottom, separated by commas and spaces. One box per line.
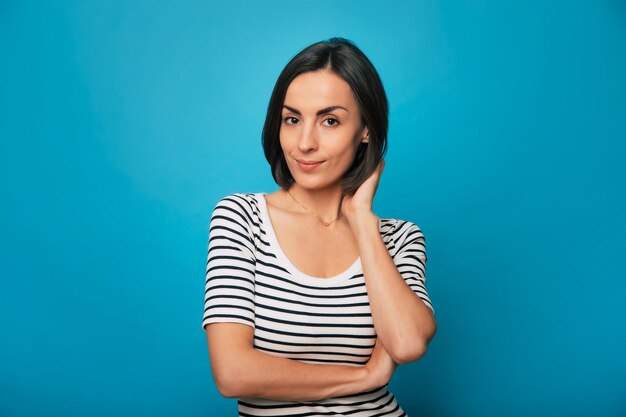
352, 211, 437, 364
341, 161, 437, 365
205, 322, 395, 401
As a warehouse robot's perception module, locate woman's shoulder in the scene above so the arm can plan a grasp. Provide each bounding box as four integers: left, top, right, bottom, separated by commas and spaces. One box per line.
378, 217, 425, 248
211, 192, 264, 225
213, 191, 260, 210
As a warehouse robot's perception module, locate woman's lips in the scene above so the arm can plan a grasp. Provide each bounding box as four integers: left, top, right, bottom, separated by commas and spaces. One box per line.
296, 160, 324, 172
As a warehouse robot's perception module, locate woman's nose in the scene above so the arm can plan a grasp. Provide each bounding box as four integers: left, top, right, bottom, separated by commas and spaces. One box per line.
297, 123, 318, 152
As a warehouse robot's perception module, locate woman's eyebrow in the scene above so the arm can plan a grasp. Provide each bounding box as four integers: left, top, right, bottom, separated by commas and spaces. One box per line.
283, 104, 348, 116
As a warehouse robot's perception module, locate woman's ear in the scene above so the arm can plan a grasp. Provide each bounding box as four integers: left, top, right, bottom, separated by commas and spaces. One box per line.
361, 126, 370, 143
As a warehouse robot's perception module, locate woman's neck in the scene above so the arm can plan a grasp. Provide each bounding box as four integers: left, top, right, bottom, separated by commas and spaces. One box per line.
283, 183, 344, 224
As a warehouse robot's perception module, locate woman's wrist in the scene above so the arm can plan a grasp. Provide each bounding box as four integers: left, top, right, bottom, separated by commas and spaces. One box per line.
362, 360, 385, 392
322, 365, 373, 399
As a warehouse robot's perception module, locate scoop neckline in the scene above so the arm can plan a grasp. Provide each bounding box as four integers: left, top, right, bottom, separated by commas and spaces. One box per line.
255, 192, 362, 286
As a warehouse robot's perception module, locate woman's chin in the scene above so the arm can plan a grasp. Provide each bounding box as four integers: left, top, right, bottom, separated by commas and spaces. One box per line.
292, 177, 343, 191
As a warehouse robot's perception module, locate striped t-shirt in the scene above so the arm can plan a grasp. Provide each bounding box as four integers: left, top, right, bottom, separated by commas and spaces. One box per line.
202, 192, 434, 417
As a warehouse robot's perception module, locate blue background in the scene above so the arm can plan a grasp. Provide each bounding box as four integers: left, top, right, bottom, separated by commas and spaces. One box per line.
1, 1, 625, 416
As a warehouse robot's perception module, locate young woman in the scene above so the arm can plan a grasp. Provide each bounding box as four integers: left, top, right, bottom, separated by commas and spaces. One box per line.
202, 37, 436, 416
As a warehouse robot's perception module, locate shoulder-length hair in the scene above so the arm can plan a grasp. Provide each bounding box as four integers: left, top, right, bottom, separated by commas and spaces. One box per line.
262, 37, 388, 195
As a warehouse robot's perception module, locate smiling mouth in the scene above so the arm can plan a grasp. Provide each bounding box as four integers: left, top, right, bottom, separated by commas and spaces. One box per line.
296, 159, 324, 165
295, 159, 324, 171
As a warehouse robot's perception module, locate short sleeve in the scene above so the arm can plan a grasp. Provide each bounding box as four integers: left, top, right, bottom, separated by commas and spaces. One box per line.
392, 220, 434, 315
202, 194, 257, 331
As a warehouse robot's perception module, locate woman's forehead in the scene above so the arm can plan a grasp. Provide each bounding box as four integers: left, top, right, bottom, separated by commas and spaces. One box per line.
284, 70, 357, 110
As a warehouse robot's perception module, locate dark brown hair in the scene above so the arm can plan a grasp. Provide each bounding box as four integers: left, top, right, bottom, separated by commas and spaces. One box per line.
262, 37, 388, 195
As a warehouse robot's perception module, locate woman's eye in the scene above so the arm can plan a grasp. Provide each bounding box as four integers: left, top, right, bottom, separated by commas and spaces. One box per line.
323, 117, 339, 127
283, 116, 298, 125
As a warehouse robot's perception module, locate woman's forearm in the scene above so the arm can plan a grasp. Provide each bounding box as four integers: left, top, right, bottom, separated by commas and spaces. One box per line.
214, 347, 374, 401
352, 212, 437, 364
206, 324, 386, 401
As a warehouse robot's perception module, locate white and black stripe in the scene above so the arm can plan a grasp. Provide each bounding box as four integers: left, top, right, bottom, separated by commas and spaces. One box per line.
203, 192, 433, 416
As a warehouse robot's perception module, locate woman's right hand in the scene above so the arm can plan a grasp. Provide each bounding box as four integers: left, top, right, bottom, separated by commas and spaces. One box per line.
364, 338, 397, 389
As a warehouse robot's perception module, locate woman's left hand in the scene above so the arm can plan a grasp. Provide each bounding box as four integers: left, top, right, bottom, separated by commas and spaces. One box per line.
341, 159, 385, 225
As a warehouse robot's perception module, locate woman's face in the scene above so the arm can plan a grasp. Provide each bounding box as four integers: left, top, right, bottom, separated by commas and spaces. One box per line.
280, 69, 369, 191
